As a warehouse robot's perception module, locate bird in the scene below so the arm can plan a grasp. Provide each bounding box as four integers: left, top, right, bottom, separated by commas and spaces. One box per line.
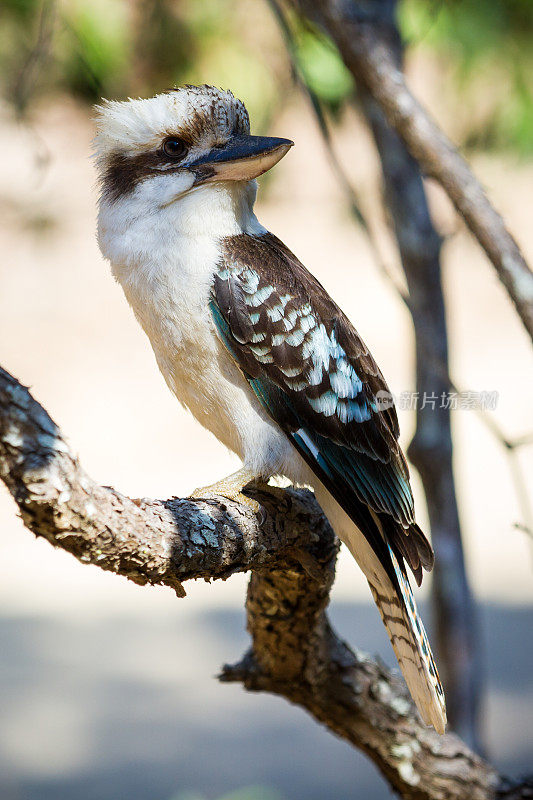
94, 84, 447, 734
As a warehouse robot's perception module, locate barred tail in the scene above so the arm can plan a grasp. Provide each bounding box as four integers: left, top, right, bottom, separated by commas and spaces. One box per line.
369, 545, 447, 734
313, 486, 446, 733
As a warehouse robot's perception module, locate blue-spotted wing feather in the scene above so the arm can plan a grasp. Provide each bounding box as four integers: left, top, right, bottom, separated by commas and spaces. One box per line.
211, 232, 444, 729
210, 232, 434, 585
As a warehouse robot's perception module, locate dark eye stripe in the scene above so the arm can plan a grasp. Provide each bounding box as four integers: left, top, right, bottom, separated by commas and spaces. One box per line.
101, 145, 190, 203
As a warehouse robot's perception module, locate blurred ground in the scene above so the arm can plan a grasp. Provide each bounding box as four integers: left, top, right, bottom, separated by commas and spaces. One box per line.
0, 604, 531, 800
0, 90, 532, 798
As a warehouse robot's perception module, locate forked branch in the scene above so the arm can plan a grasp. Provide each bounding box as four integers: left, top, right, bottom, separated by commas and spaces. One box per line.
2, 365, 527, 798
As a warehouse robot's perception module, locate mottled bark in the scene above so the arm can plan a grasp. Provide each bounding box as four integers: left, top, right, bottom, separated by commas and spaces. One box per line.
289, 0, 533, 344
223, 565, 499, 800
2, 365, 530, 798
0, 367, 330, 596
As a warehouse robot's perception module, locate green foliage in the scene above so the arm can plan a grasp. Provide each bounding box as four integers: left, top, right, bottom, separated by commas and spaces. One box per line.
179, 0, 280, 130
134, 0, 196, 93
1, 0, 531, 155
0, 0, 279, 129
400, 0, 533, 155
1, 0, 40, 20
295, 28, 353, 112
60, 1, 130, 100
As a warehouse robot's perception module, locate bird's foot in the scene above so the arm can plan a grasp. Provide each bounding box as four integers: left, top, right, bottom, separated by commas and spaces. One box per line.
189, 468, 263, 514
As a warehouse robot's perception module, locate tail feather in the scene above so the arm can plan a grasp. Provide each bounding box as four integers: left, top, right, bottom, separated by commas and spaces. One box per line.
369, 545, 447, 734
313, 484, 446, 733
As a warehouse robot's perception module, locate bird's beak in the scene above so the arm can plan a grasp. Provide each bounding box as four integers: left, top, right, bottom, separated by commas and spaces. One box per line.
189, 134, 294, 183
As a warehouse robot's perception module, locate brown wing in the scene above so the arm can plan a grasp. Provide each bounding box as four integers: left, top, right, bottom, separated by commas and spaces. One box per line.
211, 232, 434, 581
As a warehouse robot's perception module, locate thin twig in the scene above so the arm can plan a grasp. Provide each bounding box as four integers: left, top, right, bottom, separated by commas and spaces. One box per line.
9, 0, 56, 116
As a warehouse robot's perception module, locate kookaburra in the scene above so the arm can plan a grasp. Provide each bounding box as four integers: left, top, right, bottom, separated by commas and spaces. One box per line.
94, 84, 446, 733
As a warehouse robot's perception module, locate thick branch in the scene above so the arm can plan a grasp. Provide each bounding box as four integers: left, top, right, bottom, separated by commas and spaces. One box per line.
222, 550, 500, 800
0, 366, 328, 596
0, 365, 526, 799
290, 0, 533, 342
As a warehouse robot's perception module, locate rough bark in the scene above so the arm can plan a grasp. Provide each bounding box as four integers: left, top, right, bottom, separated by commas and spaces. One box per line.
289, 0, 533, 344
223, 568, 499, 800
0, 367, 329, 596
352, 2, 481, 750
2, 364, 530, 799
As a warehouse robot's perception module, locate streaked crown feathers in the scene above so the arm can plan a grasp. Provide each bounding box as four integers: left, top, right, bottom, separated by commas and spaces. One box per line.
93, 85, 250, 159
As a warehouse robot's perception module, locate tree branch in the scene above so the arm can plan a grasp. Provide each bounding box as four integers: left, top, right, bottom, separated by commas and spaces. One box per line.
0, 366, 328, 597
223, 572, 500, 800
1, 365, 528, 799
289, 0, 533, 343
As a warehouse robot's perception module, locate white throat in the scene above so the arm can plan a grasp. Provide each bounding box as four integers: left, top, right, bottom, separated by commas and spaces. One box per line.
97, 177, 265, 272
96, 177, 268, 423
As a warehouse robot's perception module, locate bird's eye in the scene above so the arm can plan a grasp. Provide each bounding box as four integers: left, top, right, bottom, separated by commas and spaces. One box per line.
162, 137, 188, 160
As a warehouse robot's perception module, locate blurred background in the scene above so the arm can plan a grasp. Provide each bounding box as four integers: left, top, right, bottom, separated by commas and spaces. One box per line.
0, 1, 532, 798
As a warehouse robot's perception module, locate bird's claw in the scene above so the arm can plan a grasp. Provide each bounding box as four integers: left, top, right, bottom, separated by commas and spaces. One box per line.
189, 486, 265, 519
189, 468, 267, 519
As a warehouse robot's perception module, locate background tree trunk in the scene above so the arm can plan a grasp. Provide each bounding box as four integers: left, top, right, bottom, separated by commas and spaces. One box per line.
278, 0, 533, 752
355, 0, 481, 751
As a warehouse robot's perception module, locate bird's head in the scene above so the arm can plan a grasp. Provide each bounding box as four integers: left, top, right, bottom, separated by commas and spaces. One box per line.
94, 85, 293, 210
